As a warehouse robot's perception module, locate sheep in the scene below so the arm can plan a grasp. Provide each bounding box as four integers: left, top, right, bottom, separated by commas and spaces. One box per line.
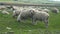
51, 7, 59, 14
12, 6, 21, 10
0, 6, 6, 10
31, 10, 49, 28
35, 8, 49, 13
12, 9, 22, 17
12, 8, 30, 18
5, 6, 13, 11
11, 6, 24, 17
12, 6, 34, 18
17, 9, 34, 22
2, 10, 10, 15
42, 9, 50, 13
35, 8, 43, 11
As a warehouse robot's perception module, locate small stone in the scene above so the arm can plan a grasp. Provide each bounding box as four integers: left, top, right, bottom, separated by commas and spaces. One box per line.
6, 27, 12, 30
28, 30, 31, 31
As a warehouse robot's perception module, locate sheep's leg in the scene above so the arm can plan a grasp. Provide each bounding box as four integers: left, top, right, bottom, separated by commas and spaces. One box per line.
13, 14, 16, 18
17, 14, 22, 22
12, 11, 16, 18
44, 19, 49, 28
32, 17, 37, 25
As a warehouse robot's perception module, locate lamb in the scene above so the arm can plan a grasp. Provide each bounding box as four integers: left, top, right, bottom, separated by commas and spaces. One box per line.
0, 6, 6, 10
12, 9, 22, 17
12, 6, 24, 17
35, 8, 49, 13
42, 9, 50, 13
12, 6, 33, 17
51, 7, 59, 14
2, 10, 10, 15
32, 11, 49, 28
17, 9, 34, 22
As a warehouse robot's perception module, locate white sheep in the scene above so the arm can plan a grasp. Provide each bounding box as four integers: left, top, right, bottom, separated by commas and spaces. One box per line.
12, 6, 34, 18
17, 9, 34, 22
12, 6, 20, 10
2, 10, 10, 15
0, 6, 6, 10
31, 10, 49, 28
42, 9, 50, 13
12, 9, 22, 17
51, 7, 59, 14
12, 6, 24, 17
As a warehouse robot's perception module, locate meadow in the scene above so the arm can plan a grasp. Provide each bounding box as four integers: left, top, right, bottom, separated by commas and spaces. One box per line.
0, 0, 60, 34
0, 8, 60, 34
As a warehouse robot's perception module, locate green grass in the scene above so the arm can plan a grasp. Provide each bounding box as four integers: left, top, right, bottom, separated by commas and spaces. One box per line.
0, 11, 60, 34
0, 0, 60, 34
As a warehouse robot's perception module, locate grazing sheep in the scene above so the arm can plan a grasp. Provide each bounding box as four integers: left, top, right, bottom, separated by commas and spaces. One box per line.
0, 6, 6, 10
12, 6, 34, 18
5, 6, 13, 11
12, 6, 21, 10
17, 9, 34, 22
12, 9, 22, 17
31, 10, 49, 28
51, 8, 59, 14
42, 9, 50, 13
2, 10, 10, 15
35, 8, 49, 13
11, 6, 24, 17
35, 8, 43, 11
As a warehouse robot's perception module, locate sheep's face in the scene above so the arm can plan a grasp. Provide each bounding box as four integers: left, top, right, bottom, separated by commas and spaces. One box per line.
29, 9, 35, 16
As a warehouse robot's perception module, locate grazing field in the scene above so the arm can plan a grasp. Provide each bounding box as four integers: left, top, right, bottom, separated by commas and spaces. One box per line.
0, 0, 60, 34
0, 8, 60, 34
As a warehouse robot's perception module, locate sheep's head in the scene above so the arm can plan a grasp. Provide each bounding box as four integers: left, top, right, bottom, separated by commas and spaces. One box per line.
29, 9, 35, 15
